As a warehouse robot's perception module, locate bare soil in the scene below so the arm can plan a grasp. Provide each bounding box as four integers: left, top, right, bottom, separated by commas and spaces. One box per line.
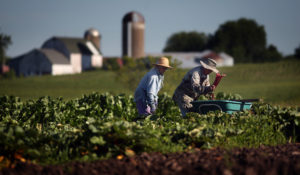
2, 143, 300, 175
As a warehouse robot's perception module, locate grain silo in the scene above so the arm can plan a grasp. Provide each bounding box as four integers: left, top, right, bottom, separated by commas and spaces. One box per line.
84, 28, 101, 52
122, 11, 145, 59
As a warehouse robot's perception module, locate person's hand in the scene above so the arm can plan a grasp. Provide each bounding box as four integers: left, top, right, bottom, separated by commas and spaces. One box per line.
150, 104, 156, 114
210, 85, 216, 92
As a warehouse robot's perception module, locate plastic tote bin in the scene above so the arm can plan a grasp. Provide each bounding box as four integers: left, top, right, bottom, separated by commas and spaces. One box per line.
191, 100, 252, 114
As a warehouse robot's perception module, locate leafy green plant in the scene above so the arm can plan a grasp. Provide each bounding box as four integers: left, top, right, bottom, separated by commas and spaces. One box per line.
0, 92, 299, 167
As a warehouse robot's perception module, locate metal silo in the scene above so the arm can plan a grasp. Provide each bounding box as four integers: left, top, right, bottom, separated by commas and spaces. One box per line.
84, 28, 101, 52
122, 11, 145, 59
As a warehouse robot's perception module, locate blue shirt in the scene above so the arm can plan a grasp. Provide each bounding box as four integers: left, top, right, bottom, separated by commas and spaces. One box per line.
134, 68, 164, 105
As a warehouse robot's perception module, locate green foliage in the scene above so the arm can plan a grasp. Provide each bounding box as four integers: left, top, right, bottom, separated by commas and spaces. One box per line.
0, 30, 12, 65
163, 18, 284, 63
197, 92, 243, 101
258, 44, 283, 62
0, 92, 299, 167
210, 18, 267, 63
163, 31, 208, 52
102, 58, 122, 71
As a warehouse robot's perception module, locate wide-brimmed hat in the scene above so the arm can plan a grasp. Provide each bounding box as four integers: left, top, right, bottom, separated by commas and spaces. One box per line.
153, 57, 173, 68
199, 58, 219, 73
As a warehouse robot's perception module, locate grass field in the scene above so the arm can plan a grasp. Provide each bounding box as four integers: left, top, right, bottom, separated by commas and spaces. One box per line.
215, 60, 300, 106
1, 60, 300, 106
164, 60, 300, 106
0, 70, 131, 100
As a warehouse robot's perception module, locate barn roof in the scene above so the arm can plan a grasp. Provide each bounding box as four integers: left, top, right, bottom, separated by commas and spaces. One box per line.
9, 49, 70, 65
55, 37, 93, 54
40, 49, 70, 64
42, 36, 102, 56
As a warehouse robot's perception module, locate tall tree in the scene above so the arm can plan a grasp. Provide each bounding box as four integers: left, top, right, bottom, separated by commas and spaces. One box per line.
210, 18, 267, 63
0, 31, 12, 65
295, 44, 300, 59
163, 31, 208, 52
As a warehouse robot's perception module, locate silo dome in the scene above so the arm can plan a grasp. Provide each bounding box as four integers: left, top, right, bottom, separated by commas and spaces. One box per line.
84, 28, 100, 38
84, 28, 101, 52
123, 11, 145, 23
122, 11, 145, 59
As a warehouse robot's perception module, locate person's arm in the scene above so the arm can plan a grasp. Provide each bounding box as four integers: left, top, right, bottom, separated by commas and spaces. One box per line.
146, 76, 158, 113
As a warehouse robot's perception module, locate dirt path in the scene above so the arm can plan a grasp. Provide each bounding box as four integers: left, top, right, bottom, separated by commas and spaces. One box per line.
2, 143, 300, 175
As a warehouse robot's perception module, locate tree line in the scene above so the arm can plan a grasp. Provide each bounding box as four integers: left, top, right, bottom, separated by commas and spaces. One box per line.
163, 18, 300, 63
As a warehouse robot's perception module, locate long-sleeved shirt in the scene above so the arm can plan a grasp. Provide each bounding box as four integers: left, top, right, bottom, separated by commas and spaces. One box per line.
173, 66, 211, 100
134, 68, 164, 106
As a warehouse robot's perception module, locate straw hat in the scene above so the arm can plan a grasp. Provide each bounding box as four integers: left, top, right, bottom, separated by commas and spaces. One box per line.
153, 57, 173, 68
199, 58, 219, 73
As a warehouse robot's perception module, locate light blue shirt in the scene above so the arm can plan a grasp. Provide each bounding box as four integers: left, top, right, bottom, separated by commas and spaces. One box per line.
134, 68, 164, 105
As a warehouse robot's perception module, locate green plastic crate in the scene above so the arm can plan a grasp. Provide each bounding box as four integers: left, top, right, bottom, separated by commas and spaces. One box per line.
191, 100, 252, 114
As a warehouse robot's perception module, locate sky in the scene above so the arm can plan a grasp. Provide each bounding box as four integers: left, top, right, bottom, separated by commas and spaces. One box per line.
1, 0, 300, 58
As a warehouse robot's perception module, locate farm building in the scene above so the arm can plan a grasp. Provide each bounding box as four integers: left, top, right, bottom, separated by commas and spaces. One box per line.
122, 11, 145, 59
9, 29, 103, 77
42, 36, 102, 73
9, 49, 73, 76
146, 50, 234, 68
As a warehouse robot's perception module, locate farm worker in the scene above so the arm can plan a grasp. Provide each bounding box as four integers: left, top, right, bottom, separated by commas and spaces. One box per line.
172, 58, 218, 117
134, 57, 172, 116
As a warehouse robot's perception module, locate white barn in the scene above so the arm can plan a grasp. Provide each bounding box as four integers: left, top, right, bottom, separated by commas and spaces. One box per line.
9, 29, 103, 77
42, 37, 102, 73
9, 49, 73, 76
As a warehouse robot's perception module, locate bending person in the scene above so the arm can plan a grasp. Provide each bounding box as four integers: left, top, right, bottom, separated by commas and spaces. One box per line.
173, 58, 218, 117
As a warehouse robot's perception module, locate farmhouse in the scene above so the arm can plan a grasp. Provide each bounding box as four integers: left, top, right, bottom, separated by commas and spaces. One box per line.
9, 29, 103, 77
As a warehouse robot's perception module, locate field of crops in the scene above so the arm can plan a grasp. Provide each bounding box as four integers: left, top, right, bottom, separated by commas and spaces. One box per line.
1, 60, 300, 173
1, 92, 300, 170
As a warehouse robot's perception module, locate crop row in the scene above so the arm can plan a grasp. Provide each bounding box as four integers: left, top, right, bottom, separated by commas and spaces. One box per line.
0, 92, 299, 168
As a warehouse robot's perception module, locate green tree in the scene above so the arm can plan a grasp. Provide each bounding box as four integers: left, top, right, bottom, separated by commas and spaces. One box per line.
254, 44, 282, 63
295, 44, 300, 59
0, 31, 12, 65
210, 18, 267, 63
163, 31, 208, 52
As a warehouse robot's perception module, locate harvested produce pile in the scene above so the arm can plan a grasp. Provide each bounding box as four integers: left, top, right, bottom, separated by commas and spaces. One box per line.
2, 143, 300, 175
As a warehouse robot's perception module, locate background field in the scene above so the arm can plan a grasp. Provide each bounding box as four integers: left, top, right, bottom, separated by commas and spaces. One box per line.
1, 60, 300, 106
164, 59, 300, 106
